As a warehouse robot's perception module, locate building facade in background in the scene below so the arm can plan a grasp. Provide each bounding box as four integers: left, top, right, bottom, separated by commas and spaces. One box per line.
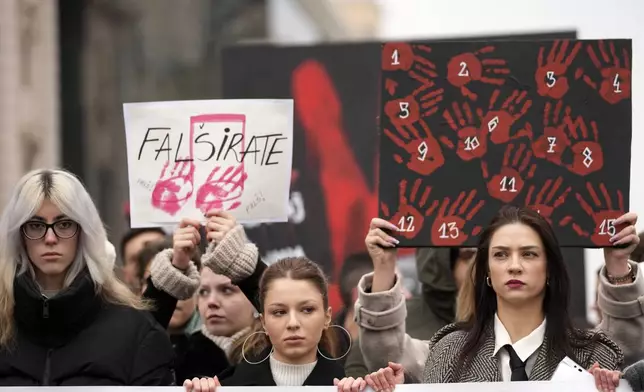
0, 0, 59, 208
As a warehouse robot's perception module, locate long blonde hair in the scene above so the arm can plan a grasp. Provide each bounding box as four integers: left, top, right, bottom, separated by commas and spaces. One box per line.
0, 169, 149, 348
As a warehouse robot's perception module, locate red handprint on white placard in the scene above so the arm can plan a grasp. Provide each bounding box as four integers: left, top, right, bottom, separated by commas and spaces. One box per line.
151, 159, 195, 216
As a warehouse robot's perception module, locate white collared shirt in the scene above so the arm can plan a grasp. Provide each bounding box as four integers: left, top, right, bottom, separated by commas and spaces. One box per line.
493, 313, 546, 381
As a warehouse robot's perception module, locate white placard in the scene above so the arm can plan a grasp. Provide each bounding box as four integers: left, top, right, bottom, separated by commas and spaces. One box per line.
123, 99, 294, 227
0, 379, 634, 391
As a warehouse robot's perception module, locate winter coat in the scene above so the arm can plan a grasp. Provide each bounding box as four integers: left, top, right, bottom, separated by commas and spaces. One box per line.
0, 269, 174, 386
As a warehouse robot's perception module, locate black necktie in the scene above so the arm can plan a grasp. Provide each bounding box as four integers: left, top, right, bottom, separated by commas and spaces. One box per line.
504, 344, 529, 381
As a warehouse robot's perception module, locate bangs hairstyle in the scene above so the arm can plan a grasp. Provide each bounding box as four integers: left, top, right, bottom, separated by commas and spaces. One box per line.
0, 169, 148, 347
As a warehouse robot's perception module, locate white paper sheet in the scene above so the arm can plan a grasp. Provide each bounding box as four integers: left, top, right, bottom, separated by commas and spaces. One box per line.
123, 99, 293, 227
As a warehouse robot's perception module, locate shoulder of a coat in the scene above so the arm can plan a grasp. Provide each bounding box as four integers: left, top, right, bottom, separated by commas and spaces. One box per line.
572, 328, 624, 367
428, 323, 467, 349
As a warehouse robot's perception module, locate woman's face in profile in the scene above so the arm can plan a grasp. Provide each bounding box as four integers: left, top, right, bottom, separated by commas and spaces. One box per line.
487, 222, 547, 307
22, 199, 79, 288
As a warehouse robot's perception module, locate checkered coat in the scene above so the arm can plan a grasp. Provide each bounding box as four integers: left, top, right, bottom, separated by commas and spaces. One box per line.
422, 322, 624, 383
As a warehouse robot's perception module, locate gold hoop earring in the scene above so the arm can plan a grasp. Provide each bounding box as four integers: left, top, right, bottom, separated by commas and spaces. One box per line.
486, 276, 492, 287
318, 324, 352, 361
241, 330, 274, 365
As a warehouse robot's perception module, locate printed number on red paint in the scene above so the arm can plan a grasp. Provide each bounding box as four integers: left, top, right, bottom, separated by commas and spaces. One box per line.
546, 71, 556, 87
439, 222, 460, 239
598, 219, 616, 236
392, 49, 400, 65
613, 74, 622, 93
398, 215, 415, 232
487, 116, 499, 133
464, 136, 480, 151
458, 62, 469, 77
499, 176, 517, 192
417, 141, 428, 161
399, 102, 410, 118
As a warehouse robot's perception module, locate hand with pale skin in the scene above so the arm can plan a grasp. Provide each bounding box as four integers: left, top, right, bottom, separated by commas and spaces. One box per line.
603, 212, 639, 279
204, 210, 237, 244
172, 218, 202, 270
365, 362, 405, 391
334, 362, 404, 392
365, 218, 399, 293
334, 376, 366, 392
183, 376, 220, 392
589, 362, 621, 392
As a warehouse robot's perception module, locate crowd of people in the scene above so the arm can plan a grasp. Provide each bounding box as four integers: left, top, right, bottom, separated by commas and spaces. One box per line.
1, 168, 644, 392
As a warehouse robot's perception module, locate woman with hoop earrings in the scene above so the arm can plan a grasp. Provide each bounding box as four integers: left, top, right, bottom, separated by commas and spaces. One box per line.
183, 211, 350, 391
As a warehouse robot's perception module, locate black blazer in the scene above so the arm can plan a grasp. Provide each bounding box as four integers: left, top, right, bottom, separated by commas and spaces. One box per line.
218, 347, 345, 386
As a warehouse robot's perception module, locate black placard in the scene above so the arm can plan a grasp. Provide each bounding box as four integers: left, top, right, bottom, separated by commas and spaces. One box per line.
378, 39, 632, 247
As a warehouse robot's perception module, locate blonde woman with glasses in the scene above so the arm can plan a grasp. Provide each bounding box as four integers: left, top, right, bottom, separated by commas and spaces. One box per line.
0, 169, 174, 386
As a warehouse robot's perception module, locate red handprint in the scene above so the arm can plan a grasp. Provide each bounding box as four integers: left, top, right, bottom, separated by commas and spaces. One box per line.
430, 189, 484, 246
575, 41, 631, 104
573, 182, 626, 246
535, 40, 582, 99
481, 143, 536, 203
383, 119, 448, 176
564, 115, 604, 176
151, 159, 195, 216
382, 178, 438, 240
442, 101, 487, 161
382, 43, 443, 107
476, 89, 532, 145
446, 46, 510, 101
195, 165, 247, 214
382, 43, 436, 74
524, 176, 572, 224
532, 100, 572, 165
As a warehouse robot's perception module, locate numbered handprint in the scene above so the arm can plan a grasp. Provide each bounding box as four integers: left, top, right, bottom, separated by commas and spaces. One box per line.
575, 182, 626, 246
535, 40, 583, 99
430, 189, 484, 246
382, 179, 438, 240
384, 119, 446, 176
151, 159, 195, 216
382, 43, 443, 105
442, 101, 487, 161
574, 41, 631, 104
481, 143, 536, 203
446, 46, 510, 101
476, 89, 532, 145
564, 115, 604, 176
524, 176, 572, 224
532, 100, 572, 165
195, 165, 248, 214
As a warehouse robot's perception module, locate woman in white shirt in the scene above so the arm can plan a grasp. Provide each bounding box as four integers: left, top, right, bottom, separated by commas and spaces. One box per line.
337, 205, 636, 390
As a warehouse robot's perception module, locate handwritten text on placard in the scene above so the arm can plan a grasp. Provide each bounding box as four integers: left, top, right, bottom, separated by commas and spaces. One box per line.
124, 99, 294, 228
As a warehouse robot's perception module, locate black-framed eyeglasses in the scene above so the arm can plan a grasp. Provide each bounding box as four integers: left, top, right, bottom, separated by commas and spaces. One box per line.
21, 220, 80, 240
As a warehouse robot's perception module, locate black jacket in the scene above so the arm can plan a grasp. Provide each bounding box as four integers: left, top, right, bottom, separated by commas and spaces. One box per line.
0, 270, 175, 386
218, 347, 345, 386
142, 256, 267, 381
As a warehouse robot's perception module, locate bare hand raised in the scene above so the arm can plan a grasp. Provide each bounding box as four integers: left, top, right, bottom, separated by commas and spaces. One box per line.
172, 218, 201, 270
205, 210, 237, 243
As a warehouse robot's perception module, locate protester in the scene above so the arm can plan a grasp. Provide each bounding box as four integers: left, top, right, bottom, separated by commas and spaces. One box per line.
0, 169, 174, 385
344, 247, 474, 378
350, 206, 636, 386
139, 216, 258, 381
120, 227, 166, 291
183, 211, 347, 390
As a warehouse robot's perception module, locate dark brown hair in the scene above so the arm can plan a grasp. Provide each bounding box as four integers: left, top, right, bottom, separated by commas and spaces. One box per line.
238, 257, 337, 361
456, 205, 586, 376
